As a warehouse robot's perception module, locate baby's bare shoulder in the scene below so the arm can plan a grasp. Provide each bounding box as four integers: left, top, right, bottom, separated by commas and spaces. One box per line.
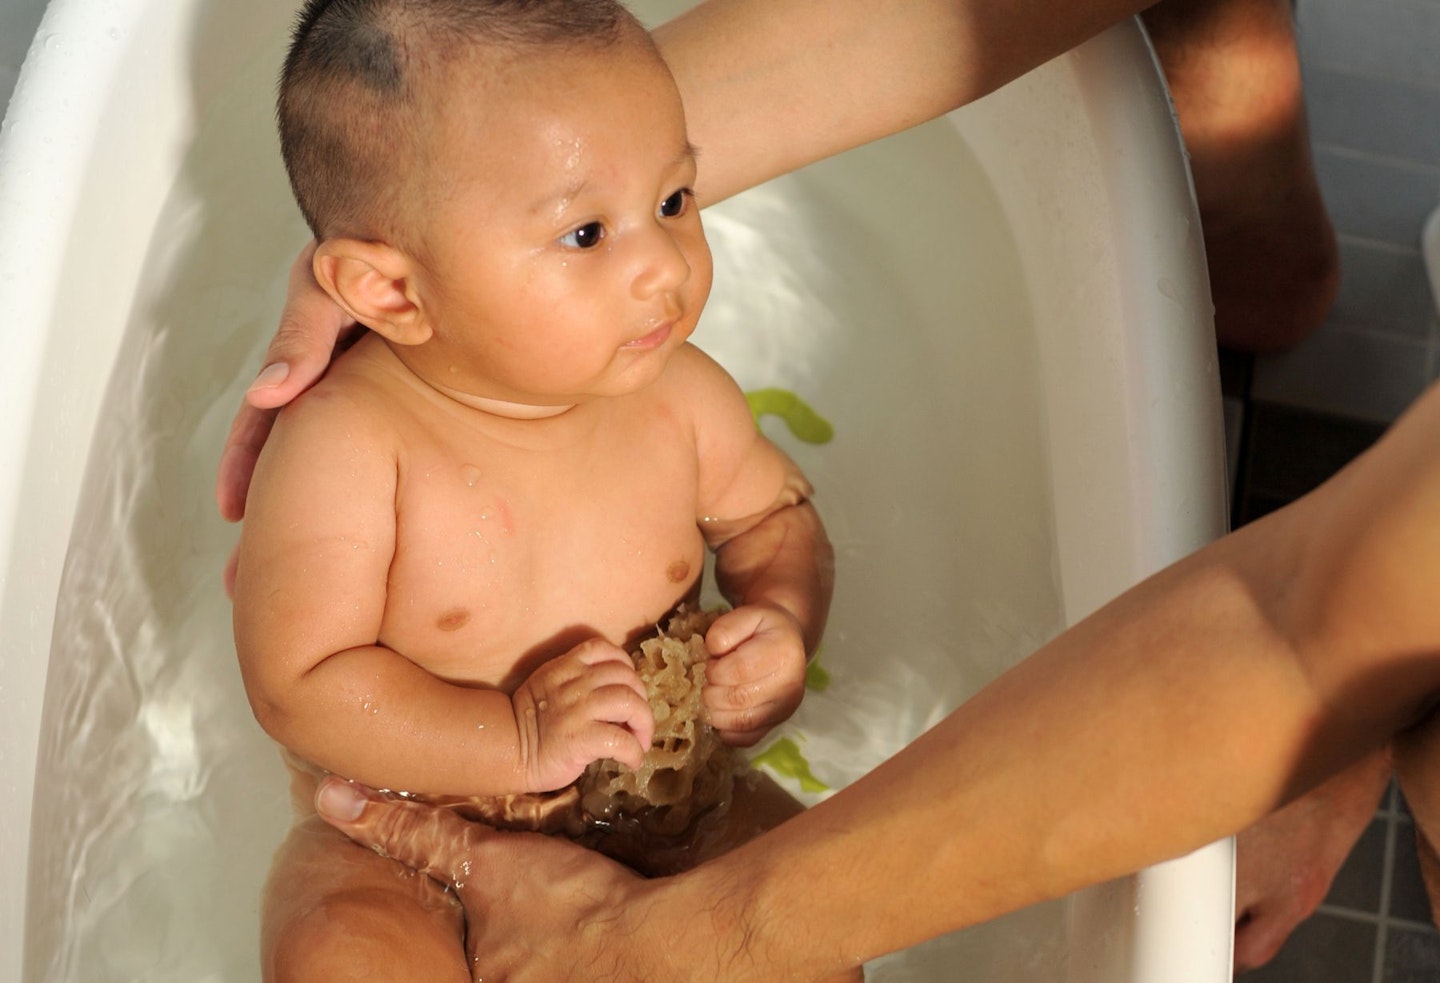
265, 351, 405, 470
657, 344, 749, 415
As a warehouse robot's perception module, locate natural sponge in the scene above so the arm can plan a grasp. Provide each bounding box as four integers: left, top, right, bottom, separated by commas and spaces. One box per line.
577, 606, 739, 838
429, 607, 741, 860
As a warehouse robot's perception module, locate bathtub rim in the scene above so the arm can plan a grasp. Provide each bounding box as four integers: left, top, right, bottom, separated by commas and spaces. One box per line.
0, 3, 167, 979
949, 21, 1233, 981
950, 23, 1233, 980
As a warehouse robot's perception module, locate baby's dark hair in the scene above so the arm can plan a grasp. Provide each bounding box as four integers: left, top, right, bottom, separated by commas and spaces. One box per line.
278, 0, 636, 244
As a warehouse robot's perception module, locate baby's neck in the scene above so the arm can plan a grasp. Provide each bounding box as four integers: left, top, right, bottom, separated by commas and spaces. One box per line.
426, 380, 576, 421
372, 335, 579, 422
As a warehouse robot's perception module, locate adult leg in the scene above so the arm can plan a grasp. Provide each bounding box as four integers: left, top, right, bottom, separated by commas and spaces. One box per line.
1144, 0, 1339, 352
1232, 747, 1392, 968
262, 816, 470, 983
1395, 709, 1440, 926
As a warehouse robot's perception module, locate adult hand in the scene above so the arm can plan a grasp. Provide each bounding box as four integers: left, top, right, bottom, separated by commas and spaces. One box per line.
1232, 747, 1392, 970
215, 240, 360, 524
312, 777, 694, 982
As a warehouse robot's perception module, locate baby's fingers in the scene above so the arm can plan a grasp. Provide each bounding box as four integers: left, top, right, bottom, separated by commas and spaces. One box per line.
566, 640, 648, 706
580, 721, 650, 772
705, 674, 798, 747
705, 695, 786, 748
581, 681, 655, 765
705, 606, 766, 657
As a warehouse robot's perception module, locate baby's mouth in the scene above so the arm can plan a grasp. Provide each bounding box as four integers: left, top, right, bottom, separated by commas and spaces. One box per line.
622, 321, 673, 350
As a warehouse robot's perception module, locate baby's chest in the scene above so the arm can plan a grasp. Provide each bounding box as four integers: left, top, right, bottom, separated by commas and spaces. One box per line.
393, 460, 702, 582
379, 434, 707, 676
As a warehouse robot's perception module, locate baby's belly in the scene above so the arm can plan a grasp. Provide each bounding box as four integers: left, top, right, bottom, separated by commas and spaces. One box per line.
379, 542, 705, 688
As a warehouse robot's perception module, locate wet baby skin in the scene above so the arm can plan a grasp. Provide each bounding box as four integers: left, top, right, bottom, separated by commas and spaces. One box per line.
232, 16, 841, 983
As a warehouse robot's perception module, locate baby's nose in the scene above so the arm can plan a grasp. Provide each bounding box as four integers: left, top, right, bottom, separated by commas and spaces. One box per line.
630, 226, 691, 299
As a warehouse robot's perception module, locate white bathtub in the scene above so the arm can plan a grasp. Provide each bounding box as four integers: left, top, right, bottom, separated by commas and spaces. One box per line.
0, 1, 1231, 980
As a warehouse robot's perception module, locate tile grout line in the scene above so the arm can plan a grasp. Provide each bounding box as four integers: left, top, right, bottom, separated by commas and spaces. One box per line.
1318, 904, 1439, 934
1372, 812, 1400, 983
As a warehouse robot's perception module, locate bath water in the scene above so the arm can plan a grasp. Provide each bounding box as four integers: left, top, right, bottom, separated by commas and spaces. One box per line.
23, 23, 1067, 981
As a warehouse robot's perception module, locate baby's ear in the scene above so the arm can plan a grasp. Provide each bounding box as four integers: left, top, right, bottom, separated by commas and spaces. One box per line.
312, 239, 433, 347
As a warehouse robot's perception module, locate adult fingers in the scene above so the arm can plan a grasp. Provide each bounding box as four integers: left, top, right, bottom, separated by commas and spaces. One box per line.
314, 778, 499, 888
222, 543, 240, 598
245, 240, 354, 411
215, 401, 278, 521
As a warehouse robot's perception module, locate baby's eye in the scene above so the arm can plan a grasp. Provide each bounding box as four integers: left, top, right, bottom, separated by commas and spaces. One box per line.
559, 221, 605, 249
659, 189, 692, 219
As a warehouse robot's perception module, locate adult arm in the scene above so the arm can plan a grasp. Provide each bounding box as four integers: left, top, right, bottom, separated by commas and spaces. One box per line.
216, 0, 1155, 519
323, 380, 1440, 980
656, 0, 1153, 206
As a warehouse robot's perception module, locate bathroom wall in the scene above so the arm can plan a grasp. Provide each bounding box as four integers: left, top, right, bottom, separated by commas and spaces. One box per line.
1251, 0, 1440, 422
0, 0, 48, 120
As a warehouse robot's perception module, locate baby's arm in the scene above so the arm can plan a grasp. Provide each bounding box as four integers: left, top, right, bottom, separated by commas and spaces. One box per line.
682, 350, 835, 746
232, 389, 652, 796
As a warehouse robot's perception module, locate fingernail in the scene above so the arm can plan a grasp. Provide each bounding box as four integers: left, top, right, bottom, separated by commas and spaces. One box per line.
316, 779, 368, 821
248, 362, 290, 393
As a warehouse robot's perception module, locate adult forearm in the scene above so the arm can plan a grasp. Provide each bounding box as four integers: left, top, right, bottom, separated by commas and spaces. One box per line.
652, 501, 1431, 977
653, 0, 1156, 205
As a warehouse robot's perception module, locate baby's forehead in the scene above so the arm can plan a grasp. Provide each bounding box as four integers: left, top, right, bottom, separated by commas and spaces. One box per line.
408, 28, 685, 199
422, 33, 673, 141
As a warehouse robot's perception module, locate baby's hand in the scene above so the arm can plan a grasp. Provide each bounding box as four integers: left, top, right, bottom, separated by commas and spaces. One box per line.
703, 604, 808, 747
511, 639, 655, 792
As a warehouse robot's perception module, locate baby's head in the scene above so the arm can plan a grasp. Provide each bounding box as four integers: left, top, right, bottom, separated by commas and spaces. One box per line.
278, 0, 713, 414
280, 0, 635, 245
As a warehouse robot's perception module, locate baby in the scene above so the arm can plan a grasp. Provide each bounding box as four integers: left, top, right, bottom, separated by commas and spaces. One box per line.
230, 0, 843, 980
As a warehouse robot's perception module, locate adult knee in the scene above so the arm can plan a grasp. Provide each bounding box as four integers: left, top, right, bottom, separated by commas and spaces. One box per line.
264, 888, 467, 983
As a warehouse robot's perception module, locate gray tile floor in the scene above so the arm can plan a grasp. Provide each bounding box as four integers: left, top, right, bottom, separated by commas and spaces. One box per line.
1223, 349, 1440, 981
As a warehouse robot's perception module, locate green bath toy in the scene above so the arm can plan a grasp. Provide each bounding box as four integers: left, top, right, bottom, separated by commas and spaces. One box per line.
751, 737, 830, 793
805, 658, 831, 693
745, 389, 834, 445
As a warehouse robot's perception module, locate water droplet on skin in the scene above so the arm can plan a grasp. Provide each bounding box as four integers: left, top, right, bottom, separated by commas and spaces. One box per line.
460, 464, 481, 487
